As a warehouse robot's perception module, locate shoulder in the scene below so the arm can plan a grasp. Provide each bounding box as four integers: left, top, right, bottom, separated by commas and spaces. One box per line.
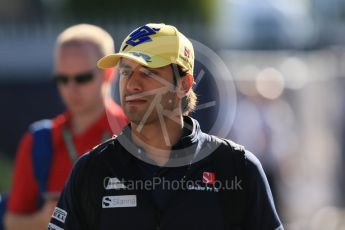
28, 113, 67, 133
29, 119, 53, 132
242, 150, 271, 190
206, 135, 246, 163
65, 136, 120, 197
207, 135, 265, 178
211, 136, 245, 153
244, 150, 264, 172
72, 136, 118, 173
210, 136, 272, 190
89, 135, 119, 157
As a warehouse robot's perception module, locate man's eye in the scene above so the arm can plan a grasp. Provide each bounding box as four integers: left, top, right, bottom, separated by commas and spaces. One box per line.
141, 70, 155, 78
120, 69, 132, 77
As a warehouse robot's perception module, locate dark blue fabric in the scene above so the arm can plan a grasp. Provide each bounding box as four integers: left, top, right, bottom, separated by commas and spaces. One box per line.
134, 120, 193, 211
135, 159, 188, 212
30, 119, 53, 197
0, 193, 8, 230
50, 117, 283, 230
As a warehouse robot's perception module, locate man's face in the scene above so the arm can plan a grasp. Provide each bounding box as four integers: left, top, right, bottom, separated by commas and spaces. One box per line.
118, 58, 180, 125
55, 43, 104, 116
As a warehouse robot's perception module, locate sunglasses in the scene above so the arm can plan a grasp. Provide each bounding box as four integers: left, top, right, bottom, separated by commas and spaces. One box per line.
54, 71, 95, 85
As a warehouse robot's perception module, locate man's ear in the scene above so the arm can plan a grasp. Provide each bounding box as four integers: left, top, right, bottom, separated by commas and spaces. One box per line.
177, 74, 194, 98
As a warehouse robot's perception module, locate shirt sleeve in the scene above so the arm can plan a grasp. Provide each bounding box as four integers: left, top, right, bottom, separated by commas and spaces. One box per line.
7, 132, 40, 214
48, 154, 92, 230
244, 150, 284, 230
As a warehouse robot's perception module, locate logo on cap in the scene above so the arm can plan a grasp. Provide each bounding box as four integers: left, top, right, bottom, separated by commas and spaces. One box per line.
122, 25, 160, 51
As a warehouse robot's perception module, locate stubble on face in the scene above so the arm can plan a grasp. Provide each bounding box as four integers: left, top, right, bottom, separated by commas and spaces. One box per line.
119, 60, 181, 127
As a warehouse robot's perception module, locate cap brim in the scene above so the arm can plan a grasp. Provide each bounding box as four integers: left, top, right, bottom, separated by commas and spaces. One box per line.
97, 52, 172, 69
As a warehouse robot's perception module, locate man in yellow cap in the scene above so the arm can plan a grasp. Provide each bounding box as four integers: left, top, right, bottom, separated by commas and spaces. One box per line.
49, 23, 283, 230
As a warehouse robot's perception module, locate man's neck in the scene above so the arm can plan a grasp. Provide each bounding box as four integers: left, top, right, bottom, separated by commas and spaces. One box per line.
131, 116, 184, 166
70, 106, 105, 135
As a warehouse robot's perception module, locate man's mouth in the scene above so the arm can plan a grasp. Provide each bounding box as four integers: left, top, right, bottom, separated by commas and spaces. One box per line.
125, 95, 147, 104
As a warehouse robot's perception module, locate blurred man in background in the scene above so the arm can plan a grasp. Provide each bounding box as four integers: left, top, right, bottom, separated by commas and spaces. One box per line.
3, 24, 128, 230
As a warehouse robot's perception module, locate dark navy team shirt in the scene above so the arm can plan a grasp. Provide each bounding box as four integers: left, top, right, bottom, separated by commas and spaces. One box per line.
48, 117, 284, 230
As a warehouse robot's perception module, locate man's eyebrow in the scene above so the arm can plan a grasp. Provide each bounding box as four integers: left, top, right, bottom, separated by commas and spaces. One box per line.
140, 67, 163, 76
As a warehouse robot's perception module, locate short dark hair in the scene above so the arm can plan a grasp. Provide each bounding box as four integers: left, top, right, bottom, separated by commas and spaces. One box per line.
171, 64, 197, 116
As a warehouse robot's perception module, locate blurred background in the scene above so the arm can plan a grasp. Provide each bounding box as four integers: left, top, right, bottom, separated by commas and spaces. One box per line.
1, 0, 345, 229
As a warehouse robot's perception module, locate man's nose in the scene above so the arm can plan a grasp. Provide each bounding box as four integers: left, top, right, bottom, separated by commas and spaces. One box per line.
65, 80, 79, 91
126, 70, 143, 93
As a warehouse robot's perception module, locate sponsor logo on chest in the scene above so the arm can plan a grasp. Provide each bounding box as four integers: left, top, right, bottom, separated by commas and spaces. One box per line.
102, 195, 137, 208
104, 177, 127, 190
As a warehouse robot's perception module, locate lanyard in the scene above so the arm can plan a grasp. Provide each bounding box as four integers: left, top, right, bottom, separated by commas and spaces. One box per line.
63, 128, 111, 163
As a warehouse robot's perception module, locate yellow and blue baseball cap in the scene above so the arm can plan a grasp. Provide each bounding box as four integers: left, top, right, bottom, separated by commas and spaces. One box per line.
97, 23, 195, 75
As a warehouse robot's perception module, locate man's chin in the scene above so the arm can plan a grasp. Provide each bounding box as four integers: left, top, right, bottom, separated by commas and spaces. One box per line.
67, 107, 86, 116
125, 110, 142, 121
68, 105, 101, 116
125, 111, 154, 126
